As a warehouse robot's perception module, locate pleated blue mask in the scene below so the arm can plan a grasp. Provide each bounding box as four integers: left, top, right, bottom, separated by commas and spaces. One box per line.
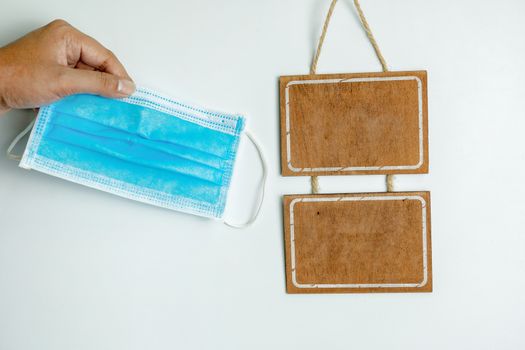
12, 88, 266, 228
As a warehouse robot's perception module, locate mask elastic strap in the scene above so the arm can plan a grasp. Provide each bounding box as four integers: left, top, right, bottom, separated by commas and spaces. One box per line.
224, 129, 267, 229
6, 118, 36, 161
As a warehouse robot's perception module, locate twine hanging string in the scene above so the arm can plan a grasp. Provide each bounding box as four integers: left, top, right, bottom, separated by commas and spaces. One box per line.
310, 0, 338, 76
310, 0, 395, 193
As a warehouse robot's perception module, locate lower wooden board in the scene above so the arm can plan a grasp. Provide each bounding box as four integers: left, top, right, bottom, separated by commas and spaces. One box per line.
283, 192, 432, 294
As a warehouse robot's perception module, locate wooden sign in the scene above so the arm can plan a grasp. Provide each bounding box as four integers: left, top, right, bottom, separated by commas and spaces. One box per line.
283, 191, 432, 293
279, 71, 428, 176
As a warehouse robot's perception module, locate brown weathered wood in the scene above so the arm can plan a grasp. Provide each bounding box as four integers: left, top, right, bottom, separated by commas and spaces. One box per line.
283, 191, 432, 293
279, 71, 428, 176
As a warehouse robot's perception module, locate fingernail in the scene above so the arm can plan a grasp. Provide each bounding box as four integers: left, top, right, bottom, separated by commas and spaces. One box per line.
118, 79, 136, 95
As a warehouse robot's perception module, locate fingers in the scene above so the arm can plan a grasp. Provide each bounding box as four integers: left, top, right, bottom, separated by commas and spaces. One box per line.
70, 27, 132, 81
57, 68, 136, 98
55, 24, 136, 100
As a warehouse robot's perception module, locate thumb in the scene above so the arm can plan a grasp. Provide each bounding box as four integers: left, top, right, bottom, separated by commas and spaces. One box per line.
57, 68, 136, 98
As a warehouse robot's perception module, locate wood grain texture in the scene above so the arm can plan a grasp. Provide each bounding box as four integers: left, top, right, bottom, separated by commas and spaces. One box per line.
279, 71, 429, 176
283, 191, 432, 294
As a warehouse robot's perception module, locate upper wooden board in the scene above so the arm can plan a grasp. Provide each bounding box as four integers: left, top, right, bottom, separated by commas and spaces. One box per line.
279, 71, 428, 176
283, 191, 432, 294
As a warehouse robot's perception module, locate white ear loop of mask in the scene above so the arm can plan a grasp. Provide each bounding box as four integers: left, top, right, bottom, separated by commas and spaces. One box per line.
6, 118, 36, 161
223, 129, 268, 229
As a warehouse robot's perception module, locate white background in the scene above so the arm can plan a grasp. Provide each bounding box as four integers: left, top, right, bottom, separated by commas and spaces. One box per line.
1, 0, 525, 349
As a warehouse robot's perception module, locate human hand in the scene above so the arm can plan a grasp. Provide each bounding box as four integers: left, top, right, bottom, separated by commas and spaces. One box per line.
0, 19, 135, 115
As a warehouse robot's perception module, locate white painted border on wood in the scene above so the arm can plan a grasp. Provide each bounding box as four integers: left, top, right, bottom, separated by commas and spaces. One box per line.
285, 76, 424, 173
289, 195, 428, 289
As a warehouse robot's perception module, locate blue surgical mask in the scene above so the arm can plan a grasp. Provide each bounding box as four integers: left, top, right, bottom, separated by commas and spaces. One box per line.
9, 88, 266, 228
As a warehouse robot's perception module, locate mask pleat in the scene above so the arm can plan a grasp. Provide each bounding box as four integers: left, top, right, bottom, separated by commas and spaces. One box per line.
44, 123, 227, 185
50, 112, 226, 171
53, 95, 237, 159
38, 137, 224, 204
